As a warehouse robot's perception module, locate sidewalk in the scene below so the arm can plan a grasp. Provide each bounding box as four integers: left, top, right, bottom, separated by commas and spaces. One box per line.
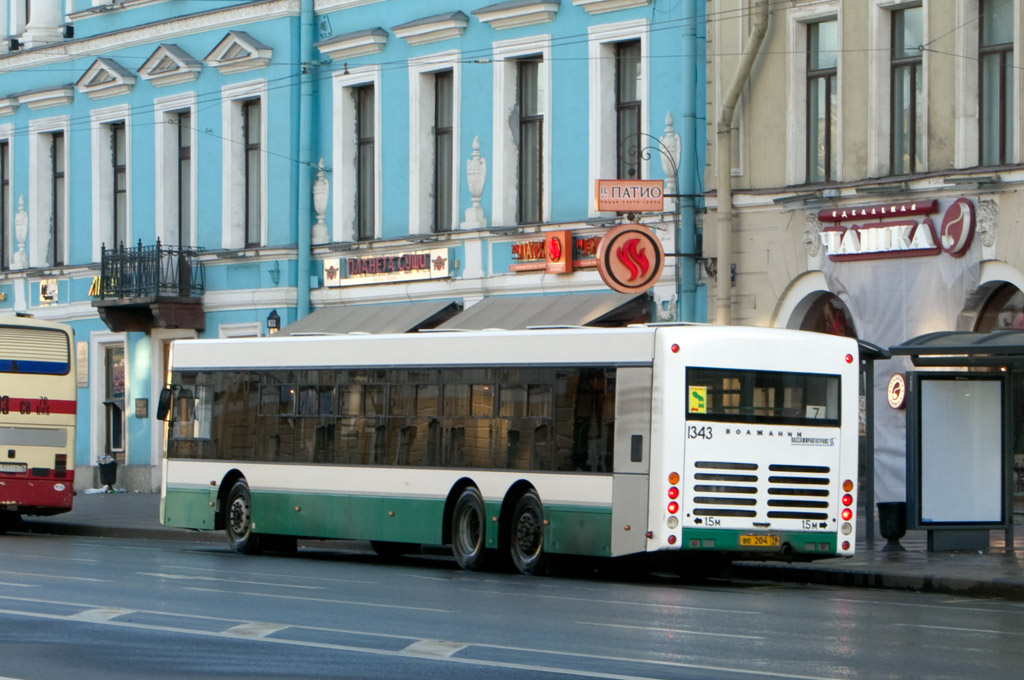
15, 491, 1024, 600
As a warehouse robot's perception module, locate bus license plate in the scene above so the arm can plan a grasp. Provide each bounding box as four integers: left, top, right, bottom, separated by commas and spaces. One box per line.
0, 463, 26, 474
739, 534, 780, 547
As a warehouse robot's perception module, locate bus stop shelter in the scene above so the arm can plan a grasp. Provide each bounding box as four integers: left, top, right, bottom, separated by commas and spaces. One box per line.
890, 330, 1022, 550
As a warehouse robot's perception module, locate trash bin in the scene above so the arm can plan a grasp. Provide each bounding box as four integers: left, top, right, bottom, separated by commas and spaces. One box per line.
98, 458, 117, 488
877, 501, 907, 552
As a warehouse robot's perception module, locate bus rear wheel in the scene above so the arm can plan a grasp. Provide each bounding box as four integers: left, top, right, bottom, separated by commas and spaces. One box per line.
451, 487, 487, 571
509, 490, 546, 576
225, 480, 262, 554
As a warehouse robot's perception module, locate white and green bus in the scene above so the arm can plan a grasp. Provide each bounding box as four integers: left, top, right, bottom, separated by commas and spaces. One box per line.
159, 324, 859, 574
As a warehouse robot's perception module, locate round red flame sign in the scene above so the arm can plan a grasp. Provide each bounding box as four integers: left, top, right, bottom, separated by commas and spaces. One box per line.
596, 224, 665, 294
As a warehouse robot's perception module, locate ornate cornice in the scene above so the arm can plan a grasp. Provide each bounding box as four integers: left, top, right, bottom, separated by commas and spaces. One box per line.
16, 85, 74, 110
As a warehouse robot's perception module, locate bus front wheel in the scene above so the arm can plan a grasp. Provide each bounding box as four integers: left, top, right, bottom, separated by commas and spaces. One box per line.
225, 480, 262, 554
508, 490, 546, 576
451, 487, 487, 571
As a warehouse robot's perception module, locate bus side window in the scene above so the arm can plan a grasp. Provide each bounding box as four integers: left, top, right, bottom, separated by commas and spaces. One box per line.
176, 389, 195, 423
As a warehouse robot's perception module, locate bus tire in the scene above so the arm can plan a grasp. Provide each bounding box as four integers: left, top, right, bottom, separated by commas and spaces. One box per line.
0, 512, 19, 534
508, 490, 546, 576
451, 487, 487, 571
225, 480, 262, 555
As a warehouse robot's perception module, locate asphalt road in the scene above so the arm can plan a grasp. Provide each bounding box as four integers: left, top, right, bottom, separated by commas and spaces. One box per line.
1, 533, 1023, 680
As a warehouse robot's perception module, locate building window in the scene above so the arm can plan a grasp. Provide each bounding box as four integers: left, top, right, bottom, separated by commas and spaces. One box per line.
980, 0, 1013, 166
807, 20, 838, 183
433, 70, 454, 233
616, 40, 642, 179
0, 142, 8, 271
111, 122, 126, 248
355, 85, 375, 241
177, 112, 192, 248
518, 58, 543, 225
890, 6, 923, 175
51, 132, 65, 267
242, 100, 261, 248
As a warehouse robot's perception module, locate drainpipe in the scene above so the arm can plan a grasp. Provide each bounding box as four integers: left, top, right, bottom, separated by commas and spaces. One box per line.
714, 0, 769, 325
677, 7, 698, 322
296, 0, 314, 319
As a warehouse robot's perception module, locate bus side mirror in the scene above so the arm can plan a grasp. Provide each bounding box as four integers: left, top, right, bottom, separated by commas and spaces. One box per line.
156, 388, 173, 422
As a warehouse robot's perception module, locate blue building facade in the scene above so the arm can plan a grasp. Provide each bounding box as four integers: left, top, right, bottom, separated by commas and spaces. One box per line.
0, 0, 705, 490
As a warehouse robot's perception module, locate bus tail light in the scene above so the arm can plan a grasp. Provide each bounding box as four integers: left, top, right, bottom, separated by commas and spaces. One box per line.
842, 494, 853, 507
668, 472, 680, 485
667, 501, 679, 514
667, 535, 678, 545
841, 508, 853, 521
54, 454, 67, 476
845, 354, 854, 364
842, 540, 851, 551
667, 486, 679, 499
842, 479, 854, 492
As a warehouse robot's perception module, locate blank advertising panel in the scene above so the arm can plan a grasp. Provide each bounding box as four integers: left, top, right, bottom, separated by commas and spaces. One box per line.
919, 378, 1003, 524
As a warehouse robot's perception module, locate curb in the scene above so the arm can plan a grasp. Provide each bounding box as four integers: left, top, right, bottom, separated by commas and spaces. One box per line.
730, 562, 1024, 601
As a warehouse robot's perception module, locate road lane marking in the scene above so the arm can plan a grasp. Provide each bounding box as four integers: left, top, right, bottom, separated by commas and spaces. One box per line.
403, 640, 469, 657
183, 587, 455, 613
465, 589, 756, 614
0, 604, 845, 680
894, 623, 1024, 636
0, 570, 105, 583
68, 608, 133, 622
162, 564, 377, 585
835, 597, 1024, 615
225, 622, 291, 638
0, 583, 37, 588
579, 621, 764, 640
4, 554, 98, 563
141, 573, 325, 590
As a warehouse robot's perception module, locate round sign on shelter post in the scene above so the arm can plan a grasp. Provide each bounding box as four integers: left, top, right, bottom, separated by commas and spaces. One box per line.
596, 224, 665, 294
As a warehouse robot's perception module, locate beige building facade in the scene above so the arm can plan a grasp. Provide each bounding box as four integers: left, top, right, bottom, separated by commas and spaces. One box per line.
704, 0, 1024, 505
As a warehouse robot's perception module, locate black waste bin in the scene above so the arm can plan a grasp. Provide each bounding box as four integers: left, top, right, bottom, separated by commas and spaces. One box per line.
877, 501, 907, 552
98, 460, 117, 488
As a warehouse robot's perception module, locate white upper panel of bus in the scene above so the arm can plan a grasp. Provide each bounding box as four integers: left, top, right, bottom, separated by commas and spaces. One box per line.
168, 325, 858, 372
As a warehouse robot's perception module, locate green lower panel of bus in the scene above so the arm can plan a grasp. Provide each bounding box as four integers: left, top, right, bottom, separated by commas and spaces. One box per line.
681, 527, 837, 555
162, 486, 615, 557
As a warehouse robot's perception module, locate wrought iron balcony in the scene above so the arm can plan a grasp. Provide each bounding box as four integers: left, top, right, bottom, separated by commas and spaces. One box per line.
92, 239, 205, 332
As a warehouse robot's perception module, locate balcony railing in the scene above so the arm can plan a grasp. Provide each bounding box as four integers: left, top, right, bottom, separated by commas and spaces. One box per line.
98, 239, 204, 300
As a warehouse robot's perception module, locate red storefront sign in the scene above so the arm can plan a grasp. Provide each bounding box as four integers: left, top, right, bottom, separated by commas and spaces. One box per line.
596, 224, 665, 294
510, 233, 601, 272
817, 198, 975, 261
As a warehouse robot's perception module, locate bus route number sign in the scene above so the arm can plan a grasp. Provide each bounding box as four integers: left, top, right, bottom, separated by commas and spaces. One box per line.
0, 395, 50, 416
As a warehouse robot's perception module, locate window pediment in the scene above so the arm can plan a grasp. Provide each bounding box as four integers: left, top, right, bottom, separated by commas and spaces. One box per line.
76, 58, 136, 100
139, 45, 202, 87
316, 27, 389, 60
0, 97, 17, 117
205, 31, 273, 75
17, 85, 75, 110
473, 0, 560, 30
393, 11, 469, 46
571, 0, 650, 14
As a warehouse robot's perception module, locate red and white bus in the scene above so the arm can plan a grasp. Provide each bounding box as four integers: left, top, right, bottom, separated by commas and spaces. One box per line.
0, 315, 77, 531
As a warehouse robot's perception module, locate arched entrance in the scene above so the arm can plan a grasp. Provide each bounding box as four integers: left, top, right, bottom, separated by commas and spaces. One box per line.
797, 293, 858, 338
972, 282, 1024, 502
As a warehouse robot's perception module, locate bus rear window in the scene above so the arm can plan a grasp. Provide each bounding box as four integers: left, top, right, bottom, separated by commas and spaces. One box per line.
0, 326, 71, 375
686, 367, 840, 427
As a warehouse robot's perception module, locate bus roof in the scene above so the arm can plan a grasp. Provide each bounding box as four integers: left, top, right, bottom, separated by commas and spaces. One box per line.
168, 325, 856, 372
